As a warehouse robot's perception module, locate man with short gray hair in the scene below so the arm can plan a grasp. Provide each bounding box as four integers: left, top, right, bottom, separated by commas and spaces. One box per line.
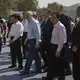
19, 11, 41, 75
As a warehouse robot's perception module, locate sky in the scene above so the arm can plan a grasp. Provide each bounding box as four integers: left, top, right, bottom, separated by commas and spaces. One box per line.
38, 0, 80, 8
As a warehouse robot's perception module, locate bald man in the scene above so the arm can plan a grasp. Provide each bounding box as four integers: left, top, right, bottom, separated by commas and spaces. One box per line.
19, 11, 41, 75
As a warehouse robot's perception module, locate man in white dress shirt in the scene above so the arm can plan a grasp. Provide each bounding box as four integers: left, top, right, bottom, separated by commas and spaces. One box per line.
42, 12, 67, 80
8, 14, 24, 70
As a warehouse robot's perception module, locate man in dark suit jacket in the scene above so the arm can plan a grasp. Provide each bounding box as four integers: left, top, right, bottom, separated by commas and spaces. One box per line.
59, 5, 72, 75
72, 5, 80, 80
59, 5, 71, 43
40, 8, 53, 71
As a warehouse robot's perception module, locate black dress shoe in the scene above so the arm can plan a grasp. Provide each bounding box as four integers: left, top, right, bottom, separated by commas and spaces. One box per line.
58, 76, 65, 80
41, 76, 57, 80
41, 77, 47, 80
42, 67, 48, 72
16, 66, 23, 70
35, 71, 42, 73
65, 69, 72, 76
8, 65, 16, 68
41, 65, 47, 69
19, 70, 29, 75
31, 70, 42, 74
23, 56, 27, 59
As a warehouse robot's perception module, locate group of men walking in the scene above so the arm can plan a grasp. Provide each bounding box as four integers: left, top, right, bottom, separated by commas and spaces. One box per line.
5, 4, 80, 80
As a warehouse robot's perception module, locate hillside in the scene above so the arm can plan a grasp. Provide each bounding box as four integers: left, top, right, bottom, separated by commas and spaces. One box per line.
64, 3, 80, 19
48, 2, 80, 20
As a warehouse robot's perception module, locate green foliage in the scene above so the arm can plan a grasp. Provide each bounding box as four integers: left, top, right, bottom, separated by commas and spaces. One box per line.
0, 0, 13, 18
0, 0, 38, 19
17, 0, 38, 11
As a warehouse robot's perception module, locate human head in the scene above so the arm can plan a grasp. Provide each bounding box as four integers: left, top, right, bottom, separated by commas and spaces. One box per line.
25, 11, 33, 21
11, 14, 21, 23
8, 15, 13, 23
43, 8, 51, 19
0, 17, 2, 20
23, 11, 26, 20
38, 14, 45, 22
32, 12, 38, 19
59, 4, 64, 13
76, 5, 80, 17
51, 12, 60, 24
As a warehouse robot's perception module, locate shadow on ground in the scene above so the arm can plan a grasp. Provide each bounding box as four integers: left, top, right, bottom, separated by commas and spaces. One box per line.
0, 73, 42, 80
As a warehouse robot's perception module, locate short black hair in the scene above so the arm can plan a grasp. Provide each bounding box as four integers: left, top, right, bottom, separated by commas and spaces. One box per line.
59, 4, 63, 8
51, 12, 60, 18
12, 14, 21, 20
77, 5, 80, 8
23, 11, 26, 15
77, 5, 80, 10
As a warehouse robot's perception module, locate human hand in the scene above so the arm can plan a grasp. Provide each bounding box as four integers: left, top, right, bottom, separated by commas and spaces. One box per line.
55, 51, 60, 57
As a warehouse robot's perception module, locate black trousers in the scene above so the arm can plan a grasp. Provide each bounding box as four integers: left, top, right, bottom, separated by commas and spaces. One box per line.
22, 32, 27, 57
73, 49, 80, 80
10, 37, 22, 67
64, 43, 71, 71
40, 41, 49, 66
46, 43, 65, 80
3, 32, 6, 44
0, 37, 2, 52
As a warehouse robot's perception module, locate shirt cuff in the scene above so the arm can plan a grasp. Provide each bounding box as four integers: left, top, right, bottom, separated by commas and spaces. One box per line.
36, 40, 41, 45
57, 45, 63, 52
56, 48, 61, 52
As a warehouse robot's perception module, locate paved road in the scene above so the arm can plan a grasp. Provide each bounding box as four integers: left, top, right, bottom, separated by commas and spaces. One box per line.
0, 44, 74, 80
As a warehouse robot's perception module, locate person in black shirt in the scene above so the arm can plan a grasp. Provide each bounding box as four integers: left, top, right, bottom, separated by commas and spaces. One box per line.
72, 5, 80, 80
40, 9, 53, 72
59, 5, 72, 75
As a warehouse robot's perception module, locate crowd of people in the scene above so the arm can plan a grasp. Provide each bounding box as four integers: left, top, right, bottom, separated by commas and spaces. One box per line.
0, 17, 7, 53
0, 4, 80, 80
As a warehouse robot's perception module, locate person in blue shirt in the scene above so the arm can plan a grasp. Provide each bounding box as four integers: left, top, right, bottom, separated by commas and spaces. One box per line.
19, 11, 41, 75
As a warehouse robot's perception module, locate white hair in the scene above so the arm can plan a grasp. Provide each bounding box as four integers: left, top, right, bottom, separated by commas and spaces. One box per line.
32, 12, 37, 15
26, 11, 33, 15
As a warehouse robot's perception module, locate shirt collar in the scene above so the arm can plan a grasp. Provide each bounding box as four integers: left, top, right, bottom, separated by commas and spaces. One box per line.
77, 17, 80, 21
60, 12, 64, 15
45, 17, 50, 22
23, 19, 27, 22
14, 21, 20, 25
28, 17, 34, 23
54, 21, 60, 27
22, 19, 28, 23
76, 17, 80, 24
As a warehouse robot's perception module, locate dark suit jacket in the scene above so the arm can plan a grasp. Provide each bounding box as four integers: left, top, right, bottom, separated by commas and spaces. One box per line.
41, 17, 53, 42
60, 13, 71, 42
72, 21, 80, 48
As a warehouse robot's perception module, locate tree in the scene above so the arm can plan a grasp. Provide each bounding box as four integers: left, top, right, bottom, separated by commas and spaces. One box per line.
0, 0, 14, 18
47, 2, 60, 12
16, 0, 38, 11
0, 0, 38, 18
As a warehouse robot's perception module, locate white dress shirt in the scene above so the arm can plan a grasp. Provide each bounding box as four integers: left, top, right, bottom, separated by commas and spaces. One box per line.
70, 21, 75, 32
22, 19, 28, 32
9, 21, 24, 42
51, 21, 67, 52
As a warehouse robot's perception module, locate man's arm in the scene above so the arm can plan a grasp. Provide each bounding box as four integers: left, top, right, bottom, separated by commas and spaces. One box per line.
33, 22, 41, 46
12, 24, 23, 42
